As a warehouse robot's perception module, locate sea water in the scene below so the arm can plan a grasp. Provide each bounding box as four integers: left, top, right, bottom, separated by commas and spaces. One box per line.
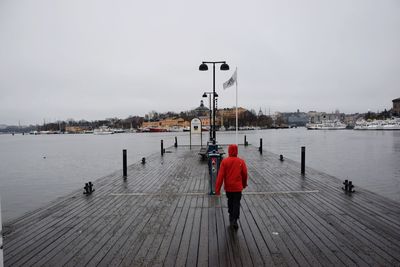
1, 128, 399, 223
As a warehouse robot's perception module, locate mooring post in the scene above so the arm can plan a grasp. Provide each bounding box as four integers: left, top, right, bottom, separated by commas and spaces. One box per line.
244, 135, 247, 146
301, 146, 305, 175
161, 140, 164, 156
174, 136, 178, 148
259, 138, 263, 154
123, 149, 127, 177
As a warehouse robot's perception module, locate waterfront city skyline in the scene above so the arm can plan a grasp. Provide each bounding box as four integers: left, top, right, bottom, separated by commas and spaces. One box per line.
1, 0, 399, 125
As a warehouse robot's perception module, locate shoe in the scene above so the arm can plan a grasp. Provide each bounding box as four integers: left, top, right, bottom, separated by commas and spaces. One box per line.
232, 219, 239, 230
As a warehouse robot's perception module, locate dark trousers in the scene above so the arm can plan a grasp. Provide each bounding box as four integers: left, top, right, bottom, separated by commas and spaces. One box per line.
226, 192, 242, 221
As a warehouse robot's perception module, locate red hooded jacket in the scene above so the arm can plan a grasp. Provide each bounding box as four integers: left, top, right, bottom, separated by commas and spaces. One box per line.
215, 144, 248, 194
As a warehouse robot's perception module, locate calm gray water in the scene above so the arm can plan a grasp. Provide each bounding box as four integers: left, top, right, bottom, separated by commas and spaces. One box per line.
1, 129, 399, 223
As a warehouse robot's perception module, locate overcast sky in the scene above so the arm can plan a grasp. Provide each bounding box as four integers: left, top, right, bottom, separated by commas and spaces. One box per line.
1, 0, 399, 125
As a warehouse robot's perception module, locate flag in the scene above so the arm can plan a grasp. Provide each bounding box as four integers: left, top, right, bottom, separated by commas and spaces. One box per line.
223, 69, 237, 90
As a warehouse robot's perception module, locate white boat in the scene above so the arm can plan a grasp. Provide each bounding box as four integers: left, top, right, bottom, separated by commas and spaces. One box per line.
353, 119, 368, 130
354, 118, 400, 130
93, 126, 114, 135
384, 118, 400, 130
168, 126, 184, 132
112, 128, 126, 133
306, 120, 347, 130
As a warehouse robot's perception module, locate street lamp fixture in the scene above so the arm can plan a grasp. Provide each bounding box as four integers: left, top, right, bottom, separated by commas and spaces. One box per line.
199, 63, 208, 71
199, 61, 229, 144
220, 63, 229, 71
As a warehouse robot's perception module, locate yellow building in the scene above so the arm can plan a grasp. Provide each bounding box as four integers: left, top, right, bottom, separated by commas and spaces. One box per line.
199, 108, 246, 127
65, 126, 85, 133
142, 118, 189, 129
199, 116, 221, 128
218, 107, 247, 119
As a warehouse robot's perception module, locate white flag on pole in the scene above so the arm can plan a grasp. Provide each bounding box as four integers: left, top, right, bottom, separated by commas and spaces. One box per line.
223, 69, 237, 90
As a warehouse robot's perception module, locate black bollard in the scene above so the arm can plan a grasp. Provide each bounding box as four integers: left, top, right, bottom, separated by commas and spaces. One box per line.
342, 180, 355, 193
342, 180, 349, 191
280, 154, 284, 161
259, 138, 263, 154
83, 181, 95, 195
161, 140, 164, 156
123, 149, 127, 177
83, 183, 89, 194
142, 157, 146, 164
88, 182, 94, 193
244, 135, 247, 146
348, 181, 355, 193
301, 146, 305, 175
174, 136, 178, 148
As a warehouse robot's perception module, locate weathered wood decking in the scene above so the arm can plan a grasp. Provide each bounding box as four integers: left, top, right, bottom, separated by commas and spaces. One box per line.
3, 144, 400, 266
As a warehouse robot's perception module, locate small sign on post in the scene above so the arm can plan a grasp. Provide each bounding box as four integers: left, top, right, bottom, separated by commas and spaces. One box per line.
190, 118, 202, 149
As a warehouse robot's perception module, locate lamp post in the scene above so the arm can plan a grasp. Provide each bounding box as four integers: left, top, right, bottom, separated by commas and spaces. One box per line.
202, 91, 218, 141
199, 61, 229, 144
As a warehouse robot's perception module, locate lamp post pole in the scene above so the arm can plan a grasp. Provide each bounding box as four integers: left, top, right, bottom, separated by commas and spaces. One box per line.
202, 92, 214, 141
212, 63, 216, 143
199, 61, 229, 144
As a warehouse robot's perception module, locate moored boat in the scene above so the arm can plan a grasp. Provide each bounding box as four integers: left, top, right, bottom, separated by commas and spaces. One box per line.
93, 126, 114, 135
354, 118, 400, 130
306, 120, 347, 130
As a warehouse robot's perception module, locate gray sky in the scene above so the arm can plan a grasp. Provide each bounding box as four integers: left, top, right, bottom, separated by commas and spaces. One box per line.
1, 0, 399, 125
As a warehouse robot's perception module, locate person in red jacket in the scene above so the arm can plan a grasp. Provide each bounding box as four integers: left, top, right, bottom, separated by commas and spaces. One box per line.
215, 144, 248, 230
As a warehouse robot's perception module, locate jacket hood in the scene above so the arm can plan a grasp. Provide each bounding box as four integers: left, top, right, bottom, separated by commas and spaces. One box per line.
228, 144, 238, 157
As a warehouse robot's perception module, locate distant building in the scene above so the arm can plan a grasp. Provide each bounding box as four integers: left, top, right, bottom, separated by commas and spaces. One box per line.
393, 98, 400, 115
194, 100, 209, 117
307, 111, 345, 123
199, 116, 211, 128
218, 107, 247, 119
216, 107, 247, 127
65, 126, 87, 133
142, 117, 189, 129
280, 110, 309, 126
344, 113, 363, 127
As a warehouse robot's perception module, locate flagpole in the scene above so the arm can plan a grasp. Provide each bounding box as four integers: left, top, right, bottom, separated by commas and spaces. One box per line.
235, 67, 238, 146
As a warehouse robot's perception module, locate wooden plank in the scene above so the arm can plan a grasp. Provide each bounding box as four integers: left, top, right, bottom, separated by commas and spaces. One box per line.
274, 194, 370, 266
208, 197, 220, 267
174, 197, 197, 266
298, 192, 400, 265
224, 205, 252, 267
162, 194, 192, 266
197, 196, 209, 267
150, 196, 188, 267
139, 197, 180, 266
185, 196, 202, 266
268, 157, 400, 263
7, 193, 130, 266
97, 204, 154, 266
243, 195, 296, 267
215, 199, 230, 267
3, 145, 400, 267
239, 196, 278, 266
44, 195, 152, 266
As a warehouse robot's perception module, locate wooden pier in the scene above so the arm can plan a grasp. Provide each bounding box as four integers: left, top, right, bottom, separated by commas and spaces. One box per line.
3, 144, 400, 266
